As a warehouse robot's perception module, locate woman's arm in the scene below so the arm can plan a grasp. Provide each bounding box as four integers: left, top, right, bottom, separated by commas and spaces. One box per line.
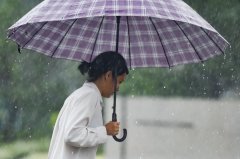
63, 91, 108, 147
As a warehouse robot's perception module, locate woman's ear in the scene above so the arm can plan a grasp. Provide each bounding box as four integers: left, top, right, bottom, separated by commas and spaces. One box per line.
105, 71, 113, 80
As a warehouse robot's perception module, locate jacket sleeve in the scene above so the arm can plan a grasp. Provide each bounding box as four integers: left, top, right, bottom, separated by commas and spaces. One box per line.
63, 91, 108, 147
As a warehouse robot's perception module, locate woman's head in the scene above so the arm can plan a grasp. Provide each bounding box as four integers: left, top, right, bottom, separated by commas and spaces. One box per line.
79, 51, 129, 81
78, 51, 129, 97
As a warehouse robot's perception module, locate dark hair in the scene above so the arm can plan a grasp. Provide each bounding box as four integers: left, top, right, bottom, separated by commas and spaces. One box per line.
78, 51, 129, 82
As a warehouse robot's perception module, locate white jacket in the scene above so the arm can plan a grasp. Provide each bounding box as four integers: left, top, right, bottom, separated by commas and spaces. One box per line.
48, 82, 108, 159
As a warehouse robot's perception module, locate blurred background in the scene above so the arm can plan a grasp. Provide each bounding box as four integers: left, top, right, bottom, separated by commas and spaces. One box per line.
0, 0, 240, 158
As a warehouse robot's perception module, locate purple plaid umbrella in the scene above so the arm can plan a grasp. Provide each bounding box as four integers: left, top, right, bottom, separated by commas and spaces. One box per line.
7, 0, 229, 142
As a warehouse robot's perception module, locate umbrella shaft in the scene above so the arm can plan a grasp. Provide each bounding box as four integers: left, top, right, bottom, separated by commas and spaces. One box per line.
115, 16, 121, 53
112, 16, 121, 120
113, 67, 118, 119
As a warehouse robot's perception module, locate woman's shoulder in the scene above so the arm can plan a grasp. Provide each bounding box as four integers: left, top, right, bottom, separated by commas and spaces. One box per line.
73, 84, 98, 98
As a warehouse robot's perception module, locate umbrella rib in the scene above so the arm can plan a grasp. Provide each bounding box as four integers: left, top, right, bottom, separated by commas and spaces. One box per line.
200, 27, 225, 55
126, 16, 132, 69
22, 22, 48, 49
51, 19, 77, 58
90, 16, 105, 62
8, 26, 21, 39
174, 21, 203, 62
8, 26, 25, 54
149, 17, 171, 68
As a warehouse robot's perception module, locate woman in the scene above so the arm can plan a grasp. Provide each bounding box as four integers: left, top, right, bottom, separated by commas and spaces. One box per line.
48, 51, 129, 159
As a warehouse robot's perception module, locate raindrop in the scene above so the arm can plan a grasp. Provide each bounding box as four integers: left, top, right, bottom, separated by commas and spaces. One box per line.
14, 106, 18, 109
29, 135, 32, 138
223, 54, 227, 60
135, 121, 138, 125
163, 86, 166, 89
171, 112, 175, 116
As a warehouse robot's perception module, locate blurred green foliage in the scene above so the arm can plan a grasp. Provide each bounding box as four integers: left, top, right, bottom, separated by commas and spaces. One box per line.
0, 0, 240, 142
121, 0, 240, 99
49, 112, 58, 128
0, 138, 49, 159
0, 0, 85, 141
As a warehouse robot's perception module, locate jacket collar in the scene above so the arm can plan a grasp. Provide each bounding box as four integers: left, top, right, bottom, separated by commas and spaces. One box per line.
83, 82, 103, 103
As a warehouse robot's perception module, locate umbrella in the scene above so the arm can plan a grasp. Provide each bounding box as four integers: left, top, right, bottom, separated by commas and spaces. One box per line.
7, 0, 230, 142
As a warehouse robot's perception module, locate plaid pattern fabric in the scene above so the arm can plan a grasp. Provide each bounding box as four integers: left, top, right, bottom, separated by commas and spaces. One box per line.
8, 0, 229, 68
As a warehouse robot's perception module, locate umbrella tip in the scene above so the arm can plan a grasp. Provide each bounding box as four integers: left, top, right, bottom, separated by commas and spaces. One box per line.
18, 45, 21, 54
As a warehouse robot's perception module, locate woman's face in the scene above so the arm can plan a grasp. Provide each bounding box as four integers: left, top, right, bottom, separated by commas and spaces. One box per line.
102, 72, 127, 98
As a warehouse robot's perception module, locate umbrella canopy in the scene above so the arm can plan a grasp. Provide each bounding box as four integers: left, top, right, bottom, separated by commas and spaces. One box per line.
8, 0, 229, 68
7, 0, 230, 142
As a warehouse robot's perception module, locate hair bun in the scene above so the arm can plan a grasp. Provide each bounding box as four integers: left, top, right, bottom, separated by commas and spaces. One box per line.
78, 61, 91, 75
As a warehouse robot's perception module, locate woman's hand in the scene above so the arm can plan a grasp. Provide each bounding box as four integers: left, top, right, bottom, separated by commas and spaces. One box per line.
105, 121, 120, 136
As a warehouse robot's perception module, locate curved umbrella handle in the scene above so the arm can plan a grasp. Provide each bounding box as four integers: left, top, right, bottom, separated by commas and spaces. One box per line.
112, 113, 127, 142
113, 128, 127, 142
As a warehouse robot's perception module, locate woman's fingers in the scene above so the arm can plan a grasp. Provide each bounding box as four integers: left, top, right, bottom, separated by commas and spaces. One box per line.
105, 121, 120, 136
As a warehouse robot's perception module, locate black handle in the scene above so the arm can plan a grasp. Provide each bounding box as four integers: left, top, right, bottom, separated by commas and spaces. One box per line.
113, 129, 127, 142
112, 113, 127, 142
